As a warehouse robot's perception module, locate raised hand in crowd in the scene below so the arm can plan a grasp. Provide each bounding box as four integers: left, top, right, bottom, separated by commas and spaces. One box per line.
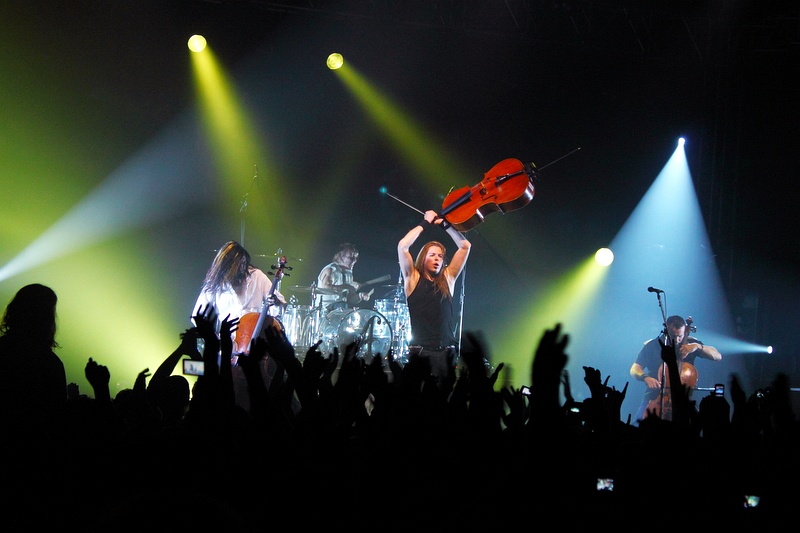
659, 338, 693, 427
458, 331, 504, 438
247, 316, 303, 424
192, 303, 221, 367
528, 323, 569, 428
580, 365, 628, 432
300, 340, 332, 400
217, 312, 238, 401
85, 357, 112, 404
500, 384, 530, 436
113, 367, 161, 437
145, 328, 196, 429
184, 304, 225, 415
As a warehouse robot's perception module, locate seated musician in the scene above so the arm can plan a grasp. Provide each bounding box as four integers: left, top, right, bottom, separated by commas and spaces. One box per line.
192, 240, 287, 412
629, 314, 722, 424
315, 243, 372, 312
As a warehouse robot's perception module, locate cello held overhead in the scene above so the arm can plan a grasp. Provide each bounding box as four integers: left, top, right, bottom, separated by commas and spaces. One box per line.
438, 158, 537, 232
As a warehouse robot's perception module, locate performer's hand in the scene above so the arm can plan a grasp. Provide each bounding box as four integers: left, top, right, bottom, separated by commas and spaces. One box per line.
643, 375, 661, 389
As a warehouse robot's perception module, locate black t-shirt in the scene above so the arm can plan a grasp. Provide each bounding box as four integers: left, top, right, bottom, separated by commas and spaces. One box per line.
406, 277, 456, 349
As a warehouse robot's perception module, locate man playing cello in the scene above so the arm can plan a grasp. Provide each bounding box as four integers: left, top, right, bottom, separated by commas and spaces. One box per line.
630, 314, 722, 424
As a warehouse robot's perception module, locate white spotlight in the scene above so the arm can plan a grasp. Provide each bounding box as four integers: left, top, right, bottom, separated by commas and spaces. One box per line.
595, 247, 614, 266
188, 35, 207, 53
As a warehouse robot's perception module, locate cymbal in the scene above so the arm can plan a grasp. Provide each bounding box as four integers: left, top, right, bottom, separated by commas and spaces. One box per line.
289, 285, 338, 296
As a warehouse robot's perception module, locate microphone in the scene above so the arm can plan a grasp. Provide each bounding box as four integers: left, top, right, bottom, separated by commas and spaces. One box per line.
647, 287, 664, 294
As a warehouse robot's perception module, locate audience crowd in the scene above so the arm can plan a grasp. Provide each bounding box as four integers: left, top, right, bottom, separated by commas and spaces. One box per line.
1, 288, 797, 531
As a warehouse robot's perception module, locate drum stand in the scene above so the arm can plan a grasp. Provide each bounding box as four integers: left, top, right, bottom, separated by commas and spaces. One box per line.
293, 284, 323, 362
381, 275, 410, 364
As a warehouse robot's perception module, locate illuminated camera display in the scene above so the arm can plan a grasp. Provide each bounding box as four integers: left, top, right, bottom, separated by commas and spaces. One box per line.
182, 359, 204, 376
596, 478, 614, 491
743, 495, 760, 508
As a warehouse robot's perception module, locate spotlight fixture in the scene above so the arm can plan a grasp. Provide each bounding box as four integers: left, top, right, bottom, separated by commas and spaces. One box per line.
327, 53, 344, 70
188, 35, 207, 53
594, 247, 614, 267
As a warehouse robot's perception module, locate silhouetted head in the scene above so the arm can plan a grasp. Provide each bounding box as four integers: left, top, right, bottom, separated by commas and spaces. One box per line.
0, 283, 59, 348
150, 375, 191, 425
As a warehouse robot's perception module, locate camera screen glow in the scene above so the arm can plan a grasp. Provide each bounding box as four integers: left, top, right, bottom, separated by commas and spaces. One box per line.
596, 478, 614, 491
744, 495, 760, 508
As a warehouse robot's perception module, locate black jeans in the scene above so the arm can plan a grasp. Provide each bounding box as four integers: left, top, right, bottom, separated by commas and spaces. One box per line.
407, 345, 456, 392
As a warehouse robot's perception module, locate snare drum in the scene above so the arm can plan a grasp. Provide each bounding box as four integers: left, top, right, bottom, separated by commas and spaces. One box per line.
319, 308, 393, 363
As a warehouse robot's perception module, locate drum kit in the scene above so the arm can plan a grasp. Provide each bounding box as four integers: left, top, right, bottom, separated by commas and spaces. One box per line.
279, 281, 410, 364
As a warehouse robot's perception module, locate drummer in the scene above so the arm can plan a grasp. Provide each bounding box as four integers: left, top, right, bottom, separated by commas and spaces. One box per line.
315, 243, 373, 313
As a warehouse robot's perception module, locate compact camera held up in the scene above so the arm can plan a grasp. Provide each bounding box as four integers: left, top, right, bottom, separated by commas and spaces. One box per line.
183, 359, 205, 376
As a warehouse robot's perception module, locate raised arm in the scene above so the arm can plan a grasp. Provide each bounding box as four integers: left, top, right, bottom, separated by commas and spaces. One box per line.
397, 214, 429, 294
442, 224, 471, 282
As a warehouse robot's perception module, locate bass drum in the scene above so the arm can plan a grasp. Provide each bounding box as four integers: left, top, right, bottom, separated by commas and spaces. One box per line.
319, 308, 393, 364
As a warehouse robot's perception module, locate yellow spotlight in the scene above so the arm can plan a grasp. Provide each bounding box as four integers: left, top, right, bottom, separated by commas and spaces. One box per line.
594, 247, 614, 266
326, 53, 344, 70
188, 35, 207, 53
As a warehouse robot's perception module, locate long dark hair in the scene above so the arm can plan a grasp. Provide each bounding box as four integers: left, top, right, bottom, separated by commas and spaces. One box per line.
202, 241, 252, 294
0, 283, 59, 349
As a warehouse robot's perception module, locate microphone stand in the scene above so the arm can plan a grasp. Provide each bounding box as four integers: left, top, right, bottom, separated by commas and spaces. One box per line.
456, 261, 466, 361
239, 165, 258, 246
653, 290, 670, 420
